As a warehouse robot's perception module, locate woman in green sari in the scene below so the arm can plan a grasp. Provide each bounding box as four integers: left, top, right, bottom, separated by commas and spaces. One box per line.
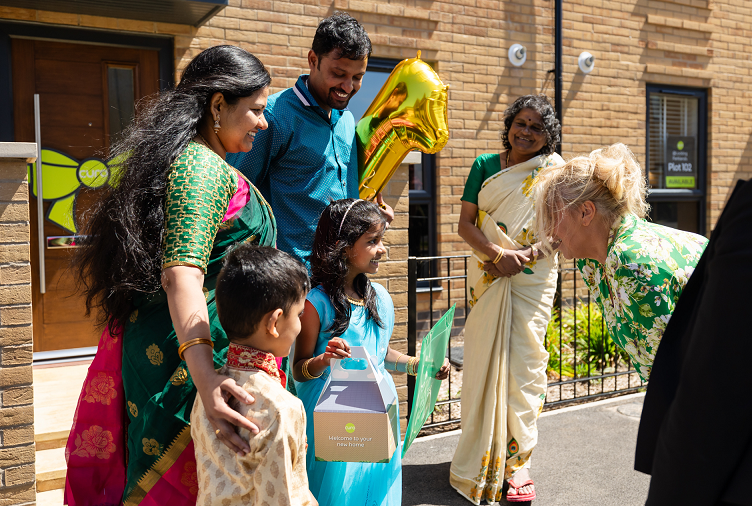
65, 46, 276, 505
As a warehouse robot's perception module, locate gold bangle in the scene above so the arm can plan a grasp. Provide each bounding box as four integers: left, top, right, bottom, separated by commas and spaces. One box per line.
407, 356, 420, 376
388, 353, 405, 372
492, 248, 504, 264
177, 338, 214, 361
302, 358, 323, 380
531, 244, 539, 259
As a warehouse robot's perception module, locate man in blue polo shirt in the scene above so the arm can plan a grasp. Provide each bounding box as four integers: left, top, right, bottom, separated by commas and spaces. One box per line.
227, 12, 393, 265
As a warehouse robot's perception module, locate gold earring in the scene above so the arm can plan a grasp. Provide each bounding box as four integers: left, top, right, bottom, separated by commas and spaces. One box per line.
214, 115, 221, 134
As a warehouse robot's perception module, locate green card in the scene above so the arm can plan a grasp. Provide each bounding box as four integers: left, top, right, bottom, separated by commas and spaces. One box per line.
402, 304, 456, 457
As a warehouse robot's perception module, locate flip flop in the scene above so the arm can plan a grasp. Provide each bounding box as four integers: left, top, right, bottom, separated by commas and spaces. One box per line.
505, 477, 536, 502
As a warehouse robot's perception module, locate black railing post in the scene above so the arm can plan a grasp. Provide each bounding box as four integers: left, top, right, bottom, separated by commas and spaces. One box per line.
407, 257, 417, 419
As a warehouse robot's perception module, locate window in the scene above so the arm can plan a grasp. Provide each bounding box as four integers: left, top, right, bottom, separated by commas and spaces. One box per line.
348, 58, 437, 281
646, 85, 707, 234
106, 65, 136, 145
409, 153, 436, 282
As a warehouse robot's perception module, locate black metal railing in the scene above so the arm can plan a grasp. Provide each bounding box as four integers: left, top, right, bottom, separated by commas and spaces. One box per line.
406, 255, 645, 432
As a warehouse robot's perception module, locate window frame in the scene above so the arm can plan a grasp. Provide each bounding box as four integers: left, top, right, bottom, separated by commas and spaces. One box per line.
645, 83, 708, 235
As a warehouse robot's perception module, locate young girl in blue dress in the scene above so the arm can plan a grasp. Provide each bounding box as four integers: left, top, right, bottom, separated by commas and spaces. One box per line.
293, 198, 448, 506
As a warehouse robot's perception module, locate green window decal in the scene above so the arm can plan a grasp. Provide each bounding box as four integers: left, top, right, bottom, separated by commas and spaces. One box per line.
27, 149, 124, 234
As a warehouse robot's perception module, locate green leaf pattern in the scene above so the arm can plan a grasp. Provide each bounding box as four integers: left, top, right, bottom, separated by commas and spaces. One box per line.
577, 214, 707, 381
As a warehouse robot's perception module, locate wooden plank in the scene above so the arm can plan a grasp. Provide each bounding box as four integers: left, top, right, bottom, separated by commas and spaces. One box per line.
139, 48, 161, 97
34, 59, 102, 96
42, 289, 92, 325
39, 126, 106, 156
40, 320, 99, 351
40, 93, 104, 129
33, 40, 143, 65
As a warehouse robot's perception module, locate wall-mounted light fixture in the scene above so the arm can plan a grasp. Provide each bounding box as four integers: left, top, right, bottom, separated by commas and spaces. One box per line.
508, 44, 527, 67
578, 51, 595, 73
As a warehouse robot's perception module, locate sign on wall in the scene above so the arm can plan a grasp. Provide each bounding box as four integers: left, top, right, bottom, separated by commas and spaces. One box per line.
665, 136, 697, 189
28, 149, 123, 234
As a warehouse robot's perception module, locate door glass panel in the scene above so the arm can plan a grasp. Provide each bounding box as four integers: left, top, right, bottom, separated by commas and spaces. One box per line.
107, 66, 135, 144
648, 93, 698, 189
649, 201, 699, 234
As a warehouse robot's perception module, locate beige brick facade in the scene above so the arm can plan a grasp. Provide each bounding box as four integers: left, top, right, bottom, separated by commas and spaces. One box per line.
0, 143, 36, 505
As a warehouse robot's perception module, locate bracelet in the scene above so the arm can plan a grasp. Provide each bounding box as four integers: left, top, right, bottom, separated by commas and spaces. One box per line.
394, 354, 409, 373
177, 338, 214, 361
386, 353, 405, 372
492, 248, 504, 264
406, 356, 420, 376
302, 358, 323, 380
531, 244, 539, 259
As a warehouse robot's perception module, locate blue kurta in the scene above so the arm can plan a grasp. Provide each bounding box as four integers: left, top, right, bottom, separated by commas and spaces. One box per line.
294, 283, 402, 506
226, 75, 360, 266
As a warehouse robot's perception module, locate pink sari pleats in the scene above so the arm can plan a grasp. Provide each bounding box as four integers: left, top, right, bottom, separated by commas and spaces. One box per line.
64, 325, 127, 506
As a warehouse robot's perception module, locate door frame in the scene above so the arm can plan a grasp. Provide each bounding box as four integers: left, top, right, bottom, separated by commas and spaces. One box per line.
0, 20, 174, 142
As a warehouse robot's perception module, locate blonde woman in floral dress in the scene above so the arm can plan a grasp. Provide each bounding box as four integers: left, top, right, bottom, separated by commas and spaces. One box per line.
533, 143, 708, 382
450, 95, 563, 504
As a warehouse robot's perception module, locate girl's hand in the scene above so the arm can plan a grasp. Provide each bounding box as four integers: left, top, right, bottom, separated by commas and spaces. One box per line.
435, 358, 451, 380
194, 371, 257, 455
323, 337, 351, 361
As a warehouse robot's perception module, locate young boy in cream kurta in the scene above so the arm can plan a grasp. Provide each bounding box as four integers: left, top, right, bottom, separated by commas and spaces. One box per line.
191, 245, 317, 506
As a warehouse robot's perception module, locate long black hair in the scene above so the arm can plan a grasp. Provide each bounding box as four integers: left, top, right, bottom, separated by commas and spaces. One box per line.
310, 199, 386, 337
74, 45, 271, 334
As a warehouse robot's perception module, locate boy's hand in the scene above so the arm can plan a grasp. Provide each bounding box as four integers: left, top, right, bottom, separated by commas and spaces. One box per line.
323, 337, 351, 361
435, 358, 451, 380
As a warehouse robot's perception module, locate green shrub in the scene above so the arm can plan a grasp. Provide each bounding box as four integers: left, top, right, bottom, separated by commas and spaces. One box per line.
545, 300, 629, 380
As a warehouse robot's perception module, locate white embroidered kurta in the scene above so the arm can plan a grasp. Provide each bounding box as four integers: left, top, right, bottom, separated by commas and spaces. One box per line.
191, 365, 317, 506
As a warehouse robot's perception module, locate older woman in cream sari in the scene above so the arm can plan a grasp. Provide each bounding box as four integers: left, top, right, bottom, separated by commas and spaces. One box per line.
450, 95, 563, 504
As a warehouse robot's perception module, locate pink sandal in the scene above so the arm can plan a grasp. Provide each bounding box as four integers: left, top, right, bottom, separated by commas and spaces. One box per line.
506, 476, 536, 502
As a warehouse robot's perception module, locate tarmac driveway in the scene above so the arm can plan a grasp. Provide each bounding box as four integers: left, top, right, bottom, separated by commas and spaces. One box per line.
402, 393, 650, 506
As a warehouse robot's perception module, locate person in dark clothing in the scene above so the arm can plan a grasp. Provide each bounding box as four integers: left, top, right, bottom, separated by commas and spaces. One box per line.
635, 178, 752, 506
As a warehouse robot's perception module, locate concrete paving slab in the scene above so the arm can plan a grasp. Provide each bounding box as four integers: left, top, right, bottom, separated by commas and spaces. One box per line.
402, 394, 650, 506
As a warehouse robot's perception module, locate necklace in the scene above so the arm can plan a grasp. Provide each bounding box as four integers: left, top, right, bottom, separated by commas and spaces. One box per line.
346, 295, 365, 306
196, 132, 211, 148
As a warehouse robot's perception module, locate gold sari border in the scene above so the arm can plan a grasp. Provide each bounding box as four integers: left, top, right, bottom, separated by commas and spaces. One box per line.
123, 425, 192, 505
162, 260, 206, 274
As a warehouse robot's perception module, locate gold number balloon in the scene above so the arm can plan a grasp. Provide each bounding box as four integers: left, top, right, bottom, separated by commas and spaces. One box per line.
356, 51, 449, 200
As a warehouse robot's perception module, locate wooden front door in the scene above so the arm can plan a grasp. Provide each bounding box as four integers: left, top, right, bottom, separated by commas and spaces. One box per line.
12, 39, 160, 353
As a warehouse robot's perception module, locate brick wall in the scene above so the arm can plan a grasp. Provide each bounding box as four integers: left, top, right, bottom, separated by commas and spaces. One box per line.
0, 143, 36, 506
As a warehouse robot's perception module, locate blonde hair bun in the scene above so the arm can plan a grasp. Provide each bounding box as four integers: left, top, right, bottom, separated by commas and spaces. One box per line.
533, 142, 649, 253
589, 143, 644, 207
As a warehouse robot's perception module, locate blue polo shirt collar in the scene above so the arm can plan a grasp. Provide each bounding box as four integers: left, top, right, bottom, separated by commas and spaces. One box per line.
293, 75, 344, 126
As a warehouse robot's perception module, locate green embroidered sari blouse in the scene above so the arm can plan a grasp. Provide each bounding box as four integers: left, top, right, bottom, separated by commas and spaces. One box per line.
577, 214, 707, 381
162, 142, 239, 273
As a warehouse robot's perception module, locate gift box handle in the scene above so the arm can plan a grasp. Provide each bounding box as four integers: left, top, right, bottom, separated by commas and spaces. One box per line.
330, 346, 382, 382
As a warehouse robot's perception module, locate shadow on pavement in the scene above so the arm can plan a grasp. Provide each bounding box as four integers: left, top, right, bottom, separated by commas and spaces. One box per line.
402, 461, 531, 506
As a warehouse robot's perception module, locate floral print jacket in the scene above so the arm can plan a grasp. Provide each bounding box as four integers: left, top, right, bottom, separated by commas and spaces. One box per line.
577, 214, 708, 381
